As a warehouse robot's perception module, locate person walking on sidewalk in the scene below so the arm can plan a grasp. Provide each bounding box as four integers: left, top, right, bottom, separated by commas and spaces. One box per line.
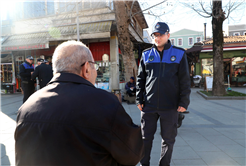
19, 56, 36, 103
136, 22, 191, 166
15, 41, 144, 166
31, 58, 53, 89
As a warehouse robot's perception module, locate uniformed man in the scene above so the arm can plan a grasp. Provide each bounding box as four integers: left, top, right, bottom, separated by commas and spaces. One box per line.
31, 58, 53, 89
136, 22, 191, 166
19, 56, 36, 103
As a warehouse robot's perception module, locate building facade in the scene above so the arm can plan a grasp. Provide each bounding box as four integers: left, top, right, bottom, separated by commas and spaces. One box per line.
228, 24, 246, 36
170, 29, 203, 49
1, 0, 148, 93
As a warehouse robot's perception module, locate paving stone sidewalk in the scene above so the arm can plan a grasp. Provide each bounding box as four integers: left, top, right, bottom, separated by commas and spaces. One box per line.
1, 87, 245, 166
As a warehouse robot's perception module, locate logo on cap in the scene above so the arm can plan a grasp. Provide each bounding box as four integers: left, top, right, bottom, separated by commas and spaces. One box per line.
170, 56, 176, 62
155, 23, 160, 29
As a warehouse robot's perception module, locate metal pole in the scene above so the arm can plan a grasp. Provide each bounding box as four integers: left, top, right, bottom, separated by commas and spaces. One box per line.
76, 0, 80, 41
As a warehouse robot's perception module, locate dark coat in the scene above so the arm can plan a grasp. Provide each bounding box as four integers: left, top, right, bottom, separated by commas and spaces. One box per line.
15, 72, 144, 166
19, 61, 35, 84
31, 63, 53, 88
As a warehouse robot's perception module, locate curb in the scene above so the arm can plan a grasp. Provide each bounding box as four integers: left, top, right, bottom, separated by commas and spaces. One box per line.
197, 91, 246, 100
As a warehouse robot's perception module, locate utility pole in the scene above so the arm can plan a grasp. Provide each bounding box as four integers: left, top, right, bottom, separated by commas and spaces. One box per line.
76, 0, 80, 41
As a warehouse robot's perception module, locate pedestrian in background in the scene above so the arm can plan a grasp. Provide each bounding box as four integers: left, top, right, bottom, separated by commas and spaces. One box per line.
31, 58, 53, 89
19, 56, 36, 103
15, 40, 144, 166
136, 22, 191, 166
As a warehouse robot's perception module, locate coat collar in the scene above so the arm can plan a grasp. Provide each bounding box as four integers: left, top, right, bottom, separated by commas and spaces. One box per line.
49, 72, 95, 88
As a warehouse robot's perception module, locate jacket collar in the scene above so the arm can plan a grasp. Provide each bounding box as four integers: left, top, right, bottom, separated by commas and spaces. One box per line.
152, 39, 171, 51
49, 72, 95, 88
24, 61, 32, 66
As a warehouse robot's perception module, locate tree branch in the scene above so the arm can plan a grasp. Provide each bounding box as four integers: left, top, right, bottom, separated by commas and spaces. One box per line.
132, 0, 167, 17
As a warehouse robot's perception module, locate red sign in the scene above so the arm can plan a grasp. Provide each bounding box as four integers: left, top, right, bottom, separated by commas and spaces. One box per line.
3, 44, 47, 51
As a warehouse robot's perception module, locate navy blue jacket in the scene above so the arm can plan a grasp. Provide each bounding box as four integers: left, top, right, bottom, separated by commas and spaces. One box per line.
15, 72, 144, 166
136, 41, 191, 110
19, 61, 35, 84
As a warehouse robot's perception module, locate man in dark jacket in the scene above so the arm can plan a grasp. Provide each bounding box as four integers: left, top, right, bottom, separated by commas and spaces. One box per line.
15, 41, 144, 166
19, 55, 35, 103
136, 22, 191, 166
31, 58, 53, 89
125, 76, 136, 96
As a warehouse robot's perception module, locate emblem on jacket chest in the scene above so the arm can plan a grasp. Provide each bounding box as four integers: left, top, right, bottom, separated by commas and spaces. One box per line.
170, 56, 176, 62
148, 55, 154, 61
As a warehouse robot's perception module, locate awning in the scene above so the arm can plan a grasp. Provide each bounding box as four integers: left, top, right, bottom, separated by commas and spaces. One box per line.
1, 32, 49, 51
1, 21, 113, 51
49, 21, 112, 40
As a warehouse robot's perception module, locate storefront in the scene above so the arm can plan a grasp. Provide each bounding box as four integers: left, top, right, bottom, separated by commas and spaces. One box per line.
198, 36, 246, 85
1, 53, 16, 93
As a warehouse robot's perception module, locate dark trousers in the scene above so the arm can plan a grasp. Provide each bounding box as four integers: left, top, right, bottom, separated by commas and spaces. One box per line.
140, 107, 178, 166
21, 82, 35, 103
126, 88, 136, 97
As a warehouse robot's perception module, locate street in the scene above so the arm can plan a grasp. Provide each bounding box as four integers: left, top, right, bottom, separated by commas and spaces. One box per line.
1, 87, 245, 166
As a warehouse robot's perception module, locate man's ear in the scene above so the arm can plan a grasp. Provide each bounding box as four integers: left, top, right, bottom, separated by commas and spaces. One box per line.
81, 62, 90, 79
168, 33, 170, 38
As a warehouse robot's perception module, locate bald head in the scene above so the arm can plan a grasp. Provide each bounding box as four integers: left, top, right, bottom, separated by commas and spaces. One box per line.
52, 41, 93, 75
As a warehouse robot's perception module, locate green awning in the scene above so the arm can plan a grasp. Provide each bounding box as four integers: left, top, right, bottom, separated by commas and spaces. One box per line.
200, 50, 246, 59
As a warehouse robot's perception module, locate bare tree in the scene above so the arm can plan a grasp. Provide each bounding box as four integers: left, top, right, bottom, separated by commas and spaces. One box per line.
182, 0, 245, 96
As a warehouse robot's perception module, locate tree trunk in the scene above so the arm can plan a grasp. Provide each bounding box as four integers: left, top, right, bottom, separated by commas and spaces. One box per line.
212, 1, 226, 96
114, 1, 138, 82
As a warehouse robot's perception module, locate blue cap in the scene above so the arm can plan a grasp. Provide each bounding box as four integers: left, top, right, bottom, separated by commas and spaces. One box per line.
152, 22, 170, 35
26, 56, 34, 60
130, 77, 135, 81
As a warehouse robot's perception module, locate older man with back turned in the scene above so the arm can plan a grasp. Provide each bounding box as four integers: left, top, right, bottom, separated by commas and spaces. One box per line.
15, 41, 144, 166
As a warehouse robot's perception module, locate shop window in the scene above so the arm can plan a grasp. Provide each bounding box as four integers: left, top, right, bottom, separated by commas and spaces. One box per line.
170, 39, 175, 45
202, 58, 213, 79
188, 37, 193, 46
232, 57, 246, 77
196, 37, 201, 43
178, 38, 183, 46
1, 63, 13, 83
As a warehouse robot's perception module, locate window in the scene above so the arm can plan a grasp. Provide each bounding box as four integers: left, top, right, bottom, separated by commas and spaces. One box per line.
59, 0, 76, 13
23, 1, 45, 18
196, 37, 201, 43
188, 37, 193, 45
233, 32, 240, 36
178, 38, 183, 46
170, 39, 175, 45
47, 1, 55, 15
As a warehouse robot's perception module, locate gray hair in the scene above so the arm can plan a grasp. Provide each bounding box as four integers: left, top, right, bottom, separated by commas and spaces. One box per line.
52, 40, 93, 75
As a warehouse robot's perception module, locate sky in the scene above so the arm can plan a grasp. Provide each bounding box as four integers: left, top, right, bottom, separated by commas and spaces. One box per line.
140, 0, 246, 38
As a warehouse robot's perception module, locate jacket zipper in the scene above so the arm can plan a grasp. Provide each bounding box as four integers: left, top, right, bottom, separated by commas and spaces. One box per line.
157, 49, 163, 109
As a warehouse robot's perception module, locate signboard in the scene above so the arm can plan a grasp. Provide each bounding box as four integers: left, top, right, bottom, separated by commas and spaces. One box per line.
2, 43, 49, 51
205, 76, 213, 92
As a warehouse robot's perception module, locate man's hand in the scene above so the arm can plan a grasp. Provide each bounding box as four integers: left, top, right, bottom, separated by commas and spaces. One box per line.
137, 104, 144, 111
177, 106, 186, 112
31, 72, 33, 75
